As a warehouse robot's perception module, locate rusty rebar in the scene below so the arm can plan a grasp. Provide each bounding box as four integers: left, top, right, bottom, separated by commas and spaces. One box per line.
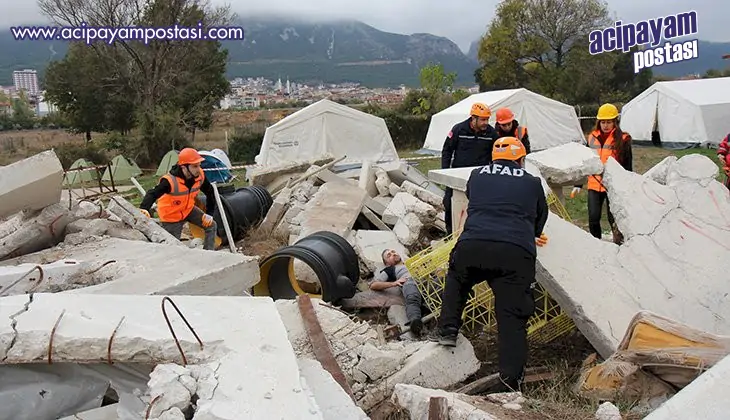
0, 264, 44, 295
107, 316, 125, 364
161, 296, 204, 366
145, 394, 163, 419
48, 309, 65, 364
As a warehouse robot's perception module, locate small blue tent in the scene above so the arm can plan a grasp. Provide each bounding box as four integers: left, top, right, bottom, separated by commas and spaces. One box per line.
199, 151, 233, 183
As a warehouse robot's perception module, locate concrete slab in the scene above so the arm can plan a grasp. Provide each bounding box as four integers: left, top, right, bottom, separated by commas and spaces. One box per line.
357, 160, 378, 198
297, 358, 369, 420
0, 259, 85, 296
0, 150, 64, 219
644, 354, 730, 420
58, 403, 118, 420
248, 154, 334, 187
1, 237, 259, 296
298, 182, 367, 239
106, 196, 183, 245
525, 141, 603, 185
376, 160, 444, 197
401, 180, 444, 210
428, 161, 550, 195
0, 293, 323, 420
382, 192, 437, 225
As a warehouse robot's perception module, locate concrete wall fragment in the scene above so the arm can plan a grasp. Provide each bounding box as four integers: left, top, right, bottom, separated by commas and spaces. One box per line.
0, 150, 64, 219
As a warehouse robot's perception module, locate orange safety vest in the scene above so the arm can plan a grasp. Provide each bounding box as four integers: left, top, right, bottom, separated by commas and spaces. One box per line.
514, 126, 527, 141
157, 172, 205, 222
586, 129, 628, 192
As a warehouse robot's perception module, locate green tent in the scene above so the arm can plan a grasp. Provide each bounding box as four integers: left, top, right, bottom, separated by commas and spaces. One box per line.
102, 155, 142, 182
63, 158, 97, 186
156, 150, 179, 176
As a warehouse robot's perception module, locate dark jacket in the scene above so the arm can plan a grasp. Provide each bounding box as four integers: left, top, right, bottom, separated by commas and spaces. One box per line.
140, 164, 216, 216
458, 160, 548, 257
441, 118, 498, 169
496, 120, 531, 154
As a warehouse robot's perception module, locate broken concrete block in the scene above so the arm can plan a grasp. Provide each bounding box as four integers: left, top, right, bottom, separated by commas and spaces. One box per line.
665, 153, 719, 188
595, 401, 622, 420
0, 150, 64, 219
66, 218, 148, 242
643, 156, 677, 185
0, 259, 87, 296
388, 182, 401, 196
4, 237, 259, 296
382, 192, 437, 225
351, 230, 409, 274
392, 384, 501, 419
377, 160, 445, 198
297, 358, 369, 420
0, 293, 323, 420
298, 182, 367, 239
258, 187, 291, 236
248, 154, 334, 187
106, 196, 183, 246
374, 167, 390, 196
358, 160, 378, 198
393, 213, 423, 247
525, 141, 603, 185
0, 211, 29, 239
401, 180, 445, 210
0, 201, 100, 261
355, 341, 407, 381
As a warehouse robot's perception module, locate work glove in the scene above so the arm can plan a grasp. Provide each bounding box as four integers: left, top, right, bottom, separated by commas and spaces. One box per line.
201, 213, 214, 227
570, 187, 581, 198
140, 209, 150, 218
724, 166, 730, 176
536, 233, 548, 247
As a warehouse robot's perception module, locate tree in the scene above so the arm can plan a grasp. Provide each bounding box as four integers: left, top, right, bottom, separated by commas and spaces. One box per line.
38, 0, 235, 164
403, 63, 462, 116
11, 92, 36, 129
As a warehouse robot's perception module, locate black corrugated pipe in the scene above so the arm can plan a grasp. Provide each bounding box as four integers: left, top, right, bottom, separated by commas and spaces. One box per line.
198, 185, 273, 244
254, 231, 359, 304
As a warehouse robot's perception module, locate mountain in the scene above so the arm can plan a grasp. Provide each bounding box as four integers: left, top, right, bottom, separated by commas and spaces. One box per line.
0, 17, 478, 88
467, 40, 480, 61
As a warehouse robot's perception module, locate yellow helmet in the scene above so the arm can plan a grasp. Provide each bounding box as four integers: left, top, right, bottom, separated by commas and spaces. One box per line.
596, 103, 620, 120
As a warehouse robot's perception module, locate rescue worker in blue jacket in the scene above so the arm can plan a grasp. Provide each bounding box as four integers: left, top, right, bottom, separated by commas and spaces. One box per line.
441, 102, 498, 235
433, 136, 549, 393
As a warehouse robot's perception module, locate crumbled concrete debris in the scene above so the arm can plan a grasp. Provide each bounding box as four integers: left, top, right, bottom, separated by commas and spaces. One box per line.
391, 383, 502, 420
393, 213, 423, 247
107, 196, 183, 246
0, 201, 100, 261
0, 211, 29, 239
383, 192, 437, 225
374, 168, 391, 196
388, 182, 401, 196
248, 154, 334, 188
400, 180, 445, 210
358, 160, 378, 198
485, 392, 526, 410
377, 160, 445, 198
258, 187, 292, 236
525, 141, 603, 185
643, 156, 677, 185
276, 299, 480, 411
595, 402, 622, 420
65, 218, 148, 243
0, 150, 64, 219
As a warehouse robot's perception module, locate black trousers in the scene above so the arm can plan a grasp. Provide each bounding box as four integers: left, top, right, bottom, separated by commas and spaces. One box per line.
587, 190, 615, 239
438, 239, 536, 386
443, 187, 453, 236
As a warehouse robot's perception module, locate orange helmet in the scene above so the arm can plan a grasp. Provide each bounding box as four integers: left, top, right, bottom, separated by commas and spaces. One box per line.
178, 148, 204, 165
496, 108, 514, 124
470, 102, 491, 118
492, 136, 526, 161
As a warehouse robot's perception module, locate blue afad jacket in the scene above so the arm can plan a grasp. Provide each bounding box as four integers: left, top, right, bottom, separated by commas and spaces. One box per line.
457, 160, 549, 257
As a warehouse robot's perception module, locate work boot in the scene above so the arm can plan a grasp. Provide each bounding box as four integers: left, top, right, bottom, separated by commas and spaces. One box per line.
409, 318, 423, 337
438, 333, 458, 347
483, 374, 522, 394
427, 330, 440, 342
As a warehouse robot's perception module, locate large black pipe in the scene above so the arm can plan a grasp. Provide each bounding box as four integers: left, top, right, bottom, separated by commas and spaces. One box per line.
198, 185, 273, 243
254, 231, 360, 303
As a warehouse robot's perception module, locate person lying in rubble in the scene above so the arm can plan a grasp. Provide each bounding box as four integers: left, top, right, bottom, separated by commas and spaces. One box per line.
139, 148, 218, 250
570, 103, 633, 245
369, 249, 425, 337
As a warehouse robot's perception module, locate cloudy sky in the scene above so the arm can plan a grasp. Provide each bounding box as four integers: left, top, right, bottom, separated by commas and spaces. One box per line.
0, 0, 726, 52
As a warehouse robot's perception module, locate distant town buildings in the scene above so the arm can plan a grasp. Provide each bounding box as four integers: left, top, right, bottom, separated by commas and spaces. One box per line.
13, 69, 40, 97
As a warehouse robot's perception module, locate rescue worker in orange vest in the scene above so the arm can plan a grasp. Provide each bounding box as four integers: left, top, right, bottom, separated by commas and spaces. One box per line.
139, 148, 218, 250
495, 108, 531, 154
570, 104, 633, 245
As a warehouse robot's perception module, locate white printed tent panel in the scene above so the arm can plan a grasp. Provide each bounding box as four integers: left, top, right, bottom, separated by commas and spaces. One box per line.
102, 155, 142, 182
620, 77, 730, 147
422, 88, 584, 153
63, 158, 97, 185
156, 150, 179, 176
255, 98, 400, 167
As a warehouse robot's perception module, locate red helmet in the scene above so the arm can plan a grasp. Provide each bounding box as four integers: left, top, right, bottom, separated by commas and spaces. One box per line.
496, 108, 515, 124
178, 148, 204, 165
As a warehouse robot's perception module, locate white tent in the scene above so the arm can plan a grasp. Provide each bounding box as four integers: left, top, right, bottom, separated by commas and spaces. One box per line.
255, 99, 399, 167
422, 88, 584, 153
620, 77, 730, 147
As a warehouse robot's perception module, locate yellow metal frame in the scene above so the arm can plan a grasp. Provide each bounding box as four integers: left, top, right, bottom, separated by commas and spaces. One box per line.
404, 191, 575, 343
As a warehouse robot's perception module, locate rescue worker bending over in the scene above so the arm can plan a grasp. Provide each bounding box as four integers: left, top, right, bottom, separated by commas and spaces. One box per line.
433, 137, 549, 393
369, 249, 425, 337
495, 107, 531, 154
441, 102, 498, 235
717, 133, 730, 190
570, 103, 632, 244
140, 148, 218, 250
